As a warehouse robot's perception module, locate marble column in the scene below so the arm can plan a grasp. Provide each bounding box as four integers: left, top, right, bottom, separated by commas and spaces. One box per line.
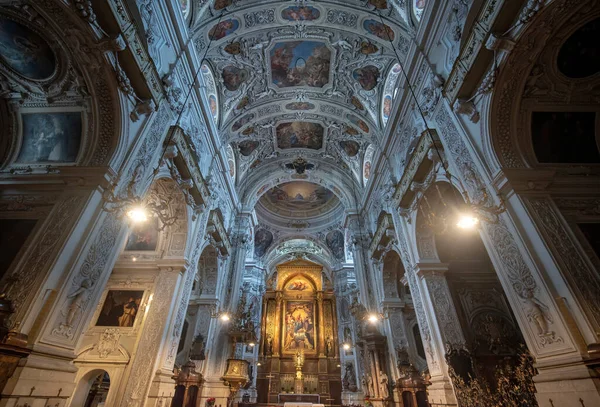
410, 263, 465, 407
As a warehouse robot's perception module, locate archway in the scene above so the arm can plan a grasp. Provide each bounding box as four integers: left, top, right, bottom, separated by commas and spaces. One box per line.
70, 370, 111, 407
414, 182, 534, 404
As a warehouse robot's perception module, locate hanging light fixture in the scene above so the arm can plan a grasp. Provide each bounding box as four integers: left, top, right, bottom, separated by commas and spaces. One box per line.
373, 10, 506, 231
102, 12, 227, 229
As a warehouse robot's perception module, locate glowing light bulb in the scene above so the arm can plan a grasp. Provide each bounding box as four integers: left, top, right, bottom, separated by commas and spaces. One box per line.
257, 362, 262, 366
368, 314, 379, 323
456, 214, 479, 229
249, 342, 255, 347
127, 207, 148, 223
342, 343, 351, 350
220, 313, 230, 322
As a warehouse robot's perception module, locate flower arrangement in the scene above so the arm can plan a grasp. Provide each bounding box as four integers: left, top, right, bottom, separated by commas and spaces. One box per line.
364, 397, 373, 407
206, 397, 216, 407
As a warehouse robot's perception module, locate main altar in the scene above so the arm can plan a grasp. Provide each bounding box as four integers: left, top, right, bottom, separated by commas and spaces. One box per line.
256, 260, 342, 405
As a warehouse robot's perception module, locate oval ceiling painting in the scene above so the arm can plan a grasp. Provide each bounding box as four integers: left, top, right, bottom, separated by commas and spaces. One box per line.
363, 19, 395, 41
226, 144, 235, 179
222, 65, 248, 91
414, 0, 426, 21
232, 113, 254, 131
281, 6, 320, 21
270, 41, 331, 88
353, 65, 380, 91
238, 140, 260, 156
0, 16, 56, 80
208, 19, 239, 40
339, 140, 360, 157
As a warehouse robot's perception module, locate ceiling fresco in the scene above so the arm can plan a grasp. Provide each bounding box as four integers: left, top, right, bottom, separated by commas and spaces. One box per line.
276, 122, 324, 150
257, 181, 341, 220
270, 41, 331, 88
193, 0, 412, 189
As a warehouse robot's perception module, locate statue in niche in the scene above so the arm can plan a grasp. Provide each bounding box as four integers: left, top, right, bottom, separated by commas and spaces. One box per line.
266, 333, 274, 355
343, 363, 357, 392
189, 334, 206, 360
361, 373, 370, 397
379, 371, 389, 399
66, 278, 93, 327
520, 287, 553, 337
326, 336, 333, 356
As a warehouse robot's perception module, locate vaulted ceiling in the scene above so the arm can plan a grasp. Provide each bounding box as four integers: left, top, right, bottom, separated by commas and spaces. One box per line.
185, 0, 421, 261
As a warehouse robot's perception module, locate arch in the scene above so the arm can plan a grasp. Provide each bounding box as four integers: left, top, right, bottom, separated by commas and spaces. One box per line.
70, 369, 111, 407
0, 7, 125, 171
488, 0, 600, 169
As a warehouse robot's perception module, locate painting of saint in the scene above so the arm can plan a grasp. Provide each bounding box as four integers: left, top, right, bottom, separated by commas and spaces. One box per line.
254, 229, 273, 258
96, 290, 145, 327
351, 96, 365, 110
214, 0, 232, 11
222, 65, 248, 91
353, 66, 380, 91
276, 122, 324, 150
348, 115, 370, 133
363, 19, 395, 41
270, 41, 330, 88
284, 302, 316, 352
209, 95, 218, 119
281, 6, 320, 21
125, 217, 159, 251
340, 140, 360, 157
232, 113, 254, 131
238, 140, 259, 156
208, 19, 239, 40
364, 160, 372, 180
326, 230, 345, 260
383, 95, 392, 120
17, 113, 82, 164
179, 0, 189, 16
285, 102, 315, 110
0, 17, 56, 80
